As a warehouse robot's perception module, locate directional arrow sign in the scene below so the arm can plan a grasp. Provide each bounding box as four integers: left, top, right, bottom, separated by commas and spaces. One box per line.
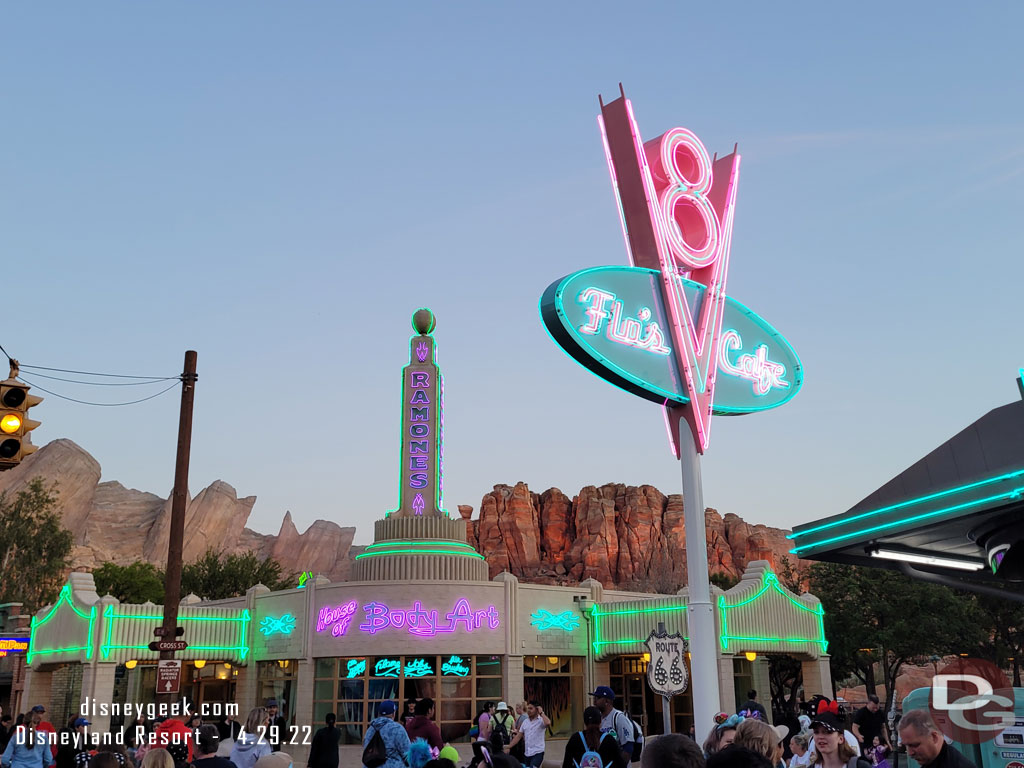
157, 659, 182, 695
153, 627, 184, 637
148, 640, 188, 652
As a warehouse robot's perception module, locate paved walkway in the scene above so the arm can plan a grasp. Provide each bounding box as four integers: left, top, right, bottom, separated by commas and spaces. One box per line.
337, 738, 570, 767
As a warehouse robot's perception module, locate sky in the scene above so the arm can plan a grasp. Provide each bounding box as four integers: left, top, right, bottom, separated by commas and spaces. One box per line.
4, 3, 1024, 546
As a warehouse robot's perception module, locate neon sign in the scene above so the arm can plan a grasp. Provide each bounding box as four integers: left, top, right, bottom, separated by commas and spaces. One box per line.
540, 95, 803, 454
530, 610, 580, 632
260, 614, 296, 637
297, 571, 313, 589
442, 655, 470, 676
374, 658, 401, 677
316, 601, 358, 637
718, 330, 790, 396
578, 288, 671, 355
390, 309, 445, 517
359, 598, 500, 638
0, 637, 29, 657
404, 658, 434, 677
346, 659, 366, 678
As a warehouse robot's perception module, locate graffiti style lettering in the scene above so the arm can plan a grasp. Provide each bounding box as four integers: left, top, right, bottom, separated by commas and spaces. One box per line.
316, 601, 358, 637
356, 598, 500, 638
442, 655, 470, 676
577, 288, 671, 355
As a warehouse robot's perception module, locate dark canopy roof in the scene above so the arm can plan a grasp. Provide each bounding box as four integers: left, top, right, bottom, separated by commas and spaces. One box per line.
789, 399, 1024, 580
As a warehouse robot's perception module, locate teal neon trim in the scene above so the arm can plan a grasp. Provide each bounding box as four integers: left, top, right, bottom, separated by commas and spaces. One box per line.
717, 569, 827, 654
354, 547, 485, 560
591, 602, 688, 653
542, 267, 804, 415
100, 607, 251, 660
363, 539, 478, 551
791, 485, 1024, 555
28, 585, 95, 664
789, 468, 1024, 542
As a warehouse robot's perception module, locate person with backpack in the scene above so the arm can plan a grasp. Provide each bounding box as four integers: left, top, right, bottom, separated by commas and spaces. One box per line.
590, 687, 638, 765
361, 701, 410, 768
506, 701, 550, 768
563, 707, 622, 768
490, 703, 515, 755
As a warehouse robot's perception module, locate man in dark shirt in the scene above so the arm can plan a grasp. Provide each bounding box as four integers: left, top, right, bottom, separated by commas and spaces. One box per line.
740, 690, 768, 721
307, 714, 341, 768
853, 695, 888, 752
898, 710, 977, 768
404, 698, 443, 751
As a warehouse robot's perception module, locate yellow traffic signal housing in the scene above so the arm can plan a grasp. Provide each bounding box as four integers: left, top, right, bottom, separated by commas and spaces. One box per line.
0, 378, 42, 469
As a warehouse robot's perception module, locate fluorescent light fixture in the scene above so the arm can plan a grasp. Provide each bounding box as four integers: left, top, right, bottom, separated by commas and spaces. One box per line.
871, 548, 984, 571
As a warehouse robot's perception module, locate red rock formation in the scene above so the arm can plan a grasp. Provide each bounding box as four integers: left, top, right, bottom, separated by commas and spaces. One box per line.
463, 482, 812, 591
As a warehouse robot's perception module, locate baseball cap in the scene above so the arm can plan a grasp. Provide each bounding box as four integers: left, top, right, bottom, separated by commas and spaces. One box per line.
588, 686, 615, 699
255, 753, 293, 768
73, 718, 91, 728
583, 706, 602, 725
497, 702, 508, 711
30, 705, 45, 713
378, 701, 398, 716
810, 698, 843, 733
265, 699, 278, 708
439, 746, 460, 763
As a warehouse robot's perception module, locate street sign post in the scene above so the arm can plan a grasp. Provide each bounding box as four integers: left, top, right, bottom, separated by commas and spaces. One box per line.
157, 659, 182, 694
153, 627, 184, 637
646, 623, 689, 734
149, 640, 188, 652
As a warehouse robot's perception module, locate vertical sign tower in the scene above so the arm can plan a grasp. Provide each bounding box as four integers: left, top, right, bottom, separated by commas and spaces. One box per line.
540, 87, 803, 737
353, 308, 488, 582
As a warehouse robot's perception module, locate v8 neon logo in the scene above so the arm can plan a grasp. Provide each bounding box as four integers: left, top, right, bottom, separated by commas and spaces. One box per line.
599, 98, 741, 453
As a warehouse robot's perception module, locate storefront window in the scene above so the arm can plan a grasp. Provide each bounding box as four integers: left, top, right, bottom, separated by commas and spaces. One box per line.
313, 655, 503, 744
523, 656, 584, 737
611, 654, 693, 736
257, 660, 296, 728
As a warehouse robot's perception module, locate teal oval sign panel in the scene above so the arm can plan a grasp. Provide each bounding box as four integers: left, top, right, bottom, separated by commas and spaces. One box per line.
540, 266, 803, 415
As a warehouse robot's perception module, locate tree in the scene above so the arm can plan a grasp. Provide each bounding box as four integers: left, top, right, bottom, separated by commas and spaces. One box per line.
807, 562, 984, 710
93, 561, 166, 604
0, 478, 73, 613
776, 556, 804, 593
182, 549, 294, 600
971, 595, 1024, 686
768, 653, 803, 717
710, 572, 740, 591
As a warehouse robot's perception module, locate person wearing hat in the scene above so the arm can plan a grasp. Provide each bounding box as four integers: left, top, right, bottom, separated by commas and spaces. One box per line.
362, 701, 410, 768
265, 701, 287, 752
490, 703, 514, 754
732, 718, 789, 768
809, 703, 871, 768
55, 719, 90, 768
590, 686, 635, 764
29, 708, 56, 761
562, 706, 621, 768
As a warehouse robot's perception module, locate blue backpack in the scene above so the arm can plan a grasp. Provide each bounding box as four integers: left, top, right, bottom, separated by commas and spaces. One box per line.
575, 731, 612, 768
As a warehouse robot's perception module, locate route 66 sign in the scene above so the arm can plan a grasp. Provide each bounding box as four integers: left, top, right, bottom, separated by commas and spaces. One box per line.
645, 630, 689, 697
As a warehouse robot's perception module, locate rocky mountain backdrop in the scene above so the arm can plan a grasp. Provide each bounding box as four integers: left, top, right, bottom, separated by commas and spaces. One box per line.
1, 439, 809, 591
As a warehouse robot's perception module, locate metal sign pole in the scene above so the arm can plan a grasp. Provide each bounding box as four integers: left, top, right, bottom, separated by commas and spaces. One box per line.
658, 621, 673, 735
679, 416, 721, 741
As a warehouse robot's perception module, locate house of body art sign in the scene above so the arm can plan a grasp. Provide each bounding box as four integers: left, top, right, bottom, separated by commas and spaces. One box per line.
315, 596, 501, 640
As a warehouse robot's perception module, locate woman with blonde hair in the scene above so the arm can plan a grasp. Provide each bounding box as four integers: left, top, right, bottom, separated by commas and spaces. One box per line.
229, 709, 271, 768
140, 749, 174, 768
733, 719, 786, 767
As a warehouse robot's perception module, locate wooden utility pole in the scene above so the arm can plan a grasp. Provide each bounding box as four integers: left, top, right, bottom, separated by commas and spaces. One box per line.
158, 350, 197, 705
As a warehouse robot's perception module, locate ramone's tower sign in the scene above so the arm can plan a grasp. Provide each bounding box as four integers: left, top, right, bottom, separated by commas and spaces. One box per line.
393, 307, 445, 518
353, 308, 488, 582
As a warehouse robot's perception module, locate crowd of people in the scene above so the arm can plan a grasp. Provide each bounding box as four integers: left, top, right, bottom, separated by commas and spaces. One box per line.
0, 688, 982, 768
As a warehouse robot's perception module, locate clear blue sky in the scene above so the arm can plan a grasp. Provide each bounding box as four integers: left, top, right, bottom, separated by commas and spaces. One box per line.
5, 3, 1023, 545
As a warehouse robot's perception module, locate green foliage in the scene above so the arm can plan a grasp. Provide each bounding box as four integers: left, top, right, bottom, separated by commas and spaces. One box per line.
0, 477, 73, 613
807, 562, 985, 709
182, 548, 294, 600
93, 561, 166, 604
971, 595, 1024, 686
710, 571, 740, 590
776, 556, 803, 593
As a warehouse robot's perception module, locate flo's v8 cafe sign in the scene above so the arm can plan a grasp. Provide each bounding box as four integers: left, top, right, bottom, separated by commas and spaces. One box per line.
541, 91, 803, 450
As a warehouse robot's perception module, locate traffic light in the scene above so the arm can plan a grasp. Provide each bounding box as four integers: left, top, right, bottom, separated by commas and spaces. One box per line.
0, 376, 42, 470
